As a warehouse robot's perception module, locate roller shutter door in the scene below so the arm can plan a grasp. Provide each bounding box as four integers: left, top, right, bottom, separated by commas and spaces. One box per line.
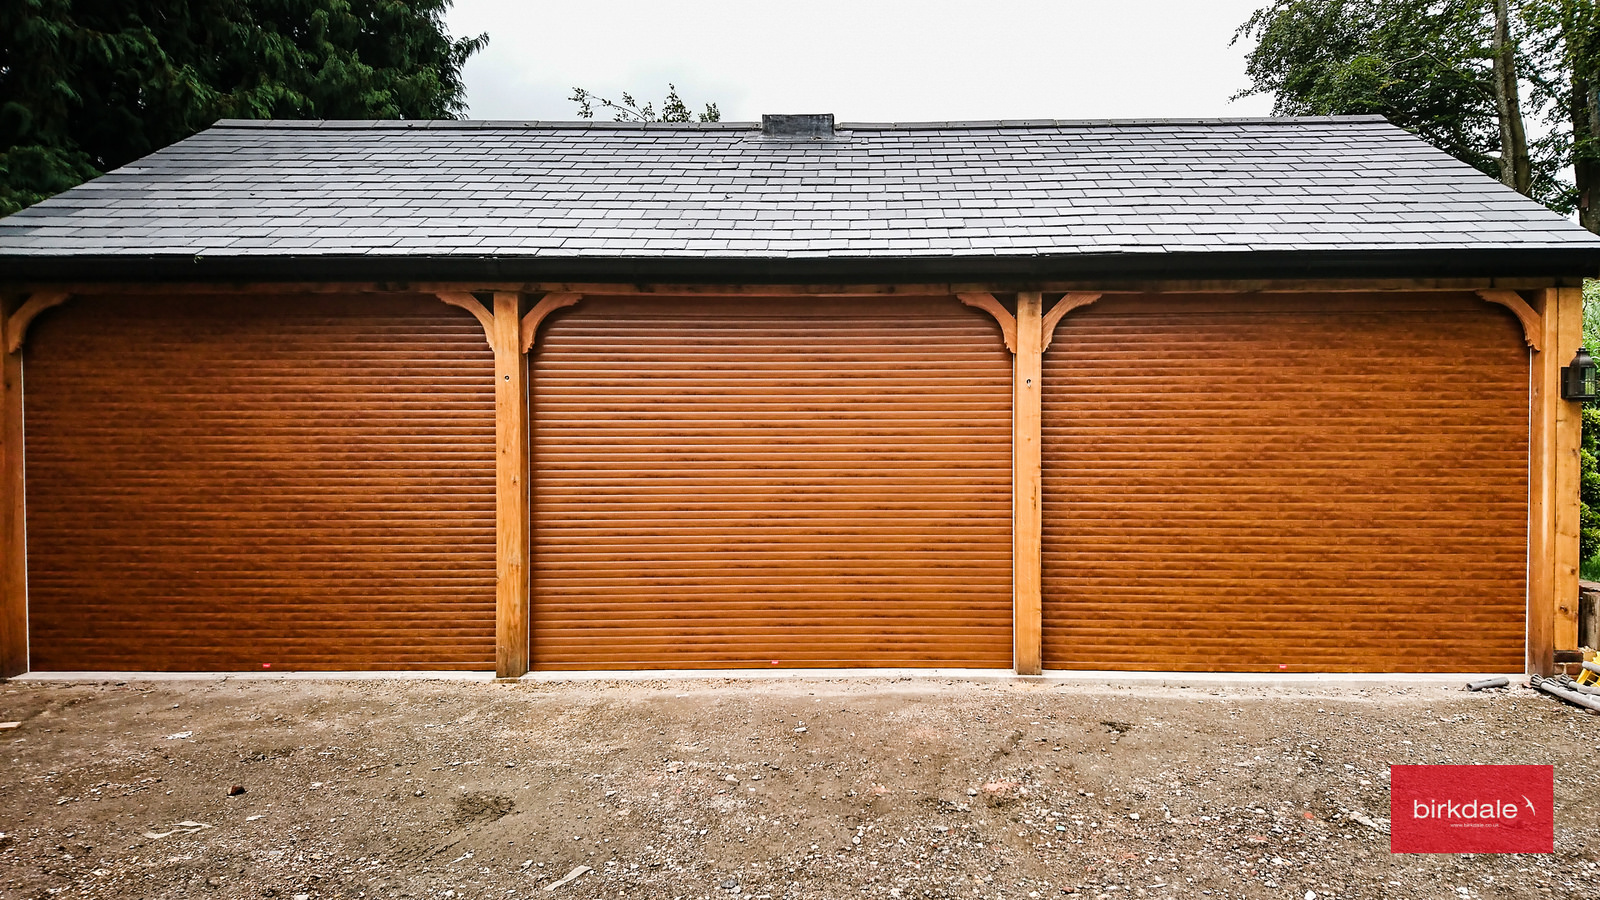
25, 294, 496, 671
530, 296, 1013, 669
1042, 293, 1528, 672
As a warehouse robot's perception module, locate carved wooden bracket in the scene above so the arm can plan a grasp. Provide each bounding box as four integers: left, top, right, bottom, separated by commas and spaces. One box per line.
437, 291, 495, 346
6, 291, 71, 354
957, 292, 1017, 353
520, 293, 581, 352
1042, 292, 1102, 352
1477, 289, 1542, 351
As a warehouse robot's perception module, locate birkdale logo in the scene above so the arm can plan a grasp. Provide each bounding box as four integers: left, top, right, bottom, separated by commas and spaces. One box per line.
1409, 796, 1533, 821
1390, 765, 1553, 853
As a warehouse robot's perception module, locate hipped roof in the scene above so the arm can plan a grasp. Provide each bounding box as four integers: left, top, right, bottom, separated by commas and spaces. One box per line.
2, 115, 1598, 283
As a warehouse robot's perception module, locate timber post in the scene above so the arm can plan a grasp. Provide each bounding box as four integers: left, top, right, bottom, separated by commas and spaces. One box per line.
1528, 286, 1583, 676
492, 292, 532, 679
1553, 287, 1583, 663
1, 294, 26, 677
1013, 292, 1045, 676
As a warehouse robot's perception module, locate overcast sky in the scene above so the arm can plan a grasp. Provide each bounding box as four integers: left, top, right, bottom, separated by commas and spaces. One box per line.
444, 1, 1278, 123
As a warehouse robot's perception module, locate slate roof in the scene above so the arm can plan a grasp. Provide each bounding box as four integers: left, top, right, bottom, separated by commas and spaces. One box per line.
3, 115, 1598, 281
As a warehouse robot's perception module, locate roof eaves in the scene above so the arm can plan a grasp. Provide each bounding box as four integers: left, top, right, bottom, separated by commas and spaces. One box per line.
4, 246, 1595, 285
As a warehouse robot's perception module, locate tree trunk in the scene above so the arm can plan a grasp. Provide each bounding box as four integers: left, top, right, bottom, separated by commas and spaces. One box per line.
1572, 73, 1600, 232
1563, 0, 1600, 234
1493, 0, 1534, 196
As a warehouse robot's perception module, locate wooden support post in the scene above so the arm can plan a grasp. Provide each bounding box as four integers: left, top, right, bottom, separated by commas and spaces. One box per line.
1, 294, 25, 677
491, 292, 531, 678
1014, 292, 1044, 676
1528, 291, 1554, 676
1553, 287, 1583, 657
1527, 287, 1578, 676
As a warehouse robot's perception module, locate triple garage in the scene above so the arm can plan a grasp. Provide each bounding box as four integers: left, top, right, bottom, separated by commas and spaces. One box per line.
2, 114, 1593, 676
17, 291, 1531, 673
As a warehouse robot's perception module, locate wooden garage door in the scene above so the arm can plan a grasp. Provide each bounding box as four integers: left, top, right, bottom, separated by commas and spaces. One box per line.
1042, 293, 1528, 672
24, 294, 496, 671
530, 296, 1013, 669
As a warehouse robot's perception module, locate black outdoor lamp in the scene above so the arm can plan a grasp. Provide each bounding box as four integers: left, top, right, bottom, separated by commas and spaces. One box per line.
1562, 346, 1599, 401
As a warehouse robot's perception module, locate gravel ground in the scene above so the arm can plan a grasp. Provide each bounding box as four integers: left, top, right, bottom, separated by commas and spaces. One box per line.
0, 675, 1596, 900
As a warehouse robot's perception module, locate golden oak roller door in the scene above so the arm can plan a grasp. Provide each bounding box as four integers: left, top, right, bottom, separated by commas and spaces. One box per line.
1042, 293, 1528, 673
530, 296, 1013, 670
24, 294, 497, 671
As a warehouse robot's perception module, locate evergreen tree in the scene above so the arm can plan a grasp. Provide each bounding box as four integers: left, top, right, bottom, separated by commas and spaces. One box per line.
0, 0, 486, 215
1237, 0, 1600, 220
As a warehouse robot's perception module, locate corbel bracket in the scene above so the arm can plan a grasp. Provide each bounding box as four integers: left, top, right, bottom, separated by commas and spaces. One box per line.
957, 292, 1017, 353
437, 291, 495, 346
520, 293, 581, 352
1042, 292, 1102, 352
6, 291, 71, 354
1477, 289, 1542, 351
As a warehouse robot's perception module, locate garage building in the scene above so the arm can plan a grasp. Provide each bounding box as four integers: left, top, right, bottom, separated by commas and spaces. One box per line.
1, 114, 1595, 676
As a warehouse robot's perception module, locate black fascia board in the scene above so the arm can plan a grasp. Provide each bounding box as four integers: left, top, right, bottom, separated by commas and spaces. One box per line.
3, 248, 1598, 285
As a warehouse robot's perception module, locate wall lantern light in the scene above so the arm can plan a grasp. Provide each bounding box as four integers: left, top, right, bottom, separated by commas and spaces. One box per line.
1562, 346, 1598, 401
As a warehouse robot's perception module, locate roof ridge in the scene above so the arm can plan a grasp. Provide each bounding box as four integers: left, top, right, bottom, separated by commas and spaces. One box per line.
846, 115, 1388, 129
209, 114, 1392, 132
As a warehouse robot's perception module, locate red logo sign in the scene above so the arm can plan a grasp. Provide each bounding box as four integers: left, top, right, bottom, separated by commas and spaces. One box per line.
1390, 765, 1553, 853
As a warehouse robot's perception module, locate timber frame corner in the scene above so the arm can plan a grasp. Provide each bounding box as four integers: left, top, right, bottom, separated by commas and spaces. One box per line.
520, 293, 581, 352
437, 291, 495, 344
5, 291, 71, 354
957, 292, 1016, 353
1477, 289, 1542, 351
1042, 293, 1102, 351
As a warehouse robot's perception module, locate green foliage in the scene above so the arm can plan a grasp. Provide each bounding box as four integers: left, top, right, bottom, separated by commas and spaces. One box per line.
0, 0, 487, 216
1579, 281, 1600, 566
1237, 1, 1507, 181
569, 84, 720, 123
1236, 0, 1583, 210
1585, 279, 1600, 352
1583, 406, 1600, 563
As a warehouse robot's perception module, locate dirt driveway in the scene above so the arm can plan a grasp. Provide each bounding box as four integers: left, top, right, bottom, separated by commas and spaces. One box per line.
0, 674, 1595, 900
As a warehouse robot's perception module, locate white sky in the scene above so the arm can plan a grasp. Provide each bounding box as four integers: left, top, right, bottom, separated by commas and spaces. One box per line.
444, 1, 1277, 123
